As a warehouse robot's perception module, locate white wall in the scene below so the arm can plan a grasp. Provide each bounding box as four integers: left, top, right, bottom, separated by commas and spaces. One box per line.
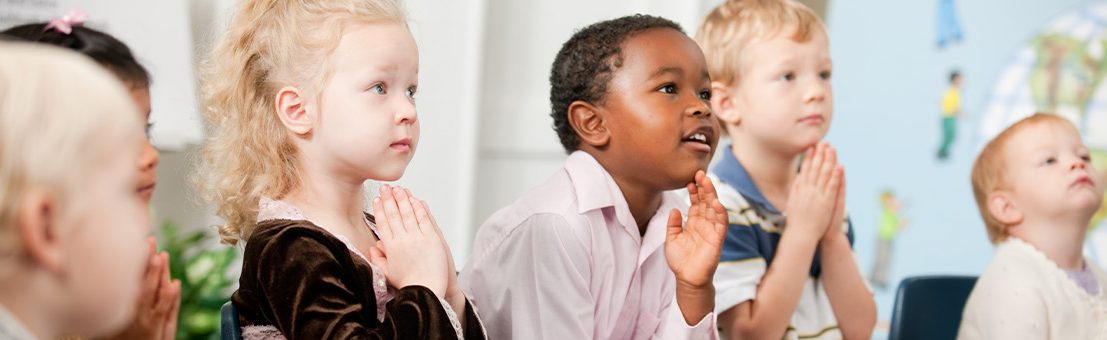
4, 0, 719, 263
0, 0, 202, 150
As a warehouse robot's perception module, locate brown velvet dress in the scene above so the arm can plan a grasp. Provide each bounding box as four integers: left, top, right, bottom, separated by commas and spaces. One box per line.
232, 218, 486, 339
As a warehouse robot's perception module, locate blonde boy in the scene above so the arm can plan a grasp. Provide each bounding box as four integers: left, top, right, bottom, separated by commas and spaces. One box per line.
959, 113, 1107, 339
0, 43, 149, 339
695, 0, 876, 338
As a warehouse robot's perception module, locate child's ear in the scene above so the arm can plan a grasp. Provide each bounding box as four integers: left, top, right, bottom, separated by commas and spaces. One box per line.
17, 191, 64, 273
568, 100, 610, 148
987, 191, 1023, 226
275, 86, 312, 135
710, 82, 740, 127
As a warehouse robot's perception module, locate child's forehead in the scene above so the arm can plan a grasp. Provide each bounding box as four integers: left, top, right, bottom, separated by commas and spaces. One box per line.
617, 29, 706, 74
1003, 121, 1086, 155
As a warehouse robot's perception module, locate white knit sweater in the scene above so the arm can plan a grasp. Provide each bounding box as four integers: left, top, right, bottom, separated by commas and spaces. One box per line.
958, 237, 1107, 339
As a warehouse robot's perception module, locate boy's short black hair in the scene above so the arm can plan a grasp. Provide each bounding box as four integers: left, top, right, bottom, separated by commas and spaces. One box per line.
949, 70, 961, 83
549, 14, 683, 153
3, 23, 150, 87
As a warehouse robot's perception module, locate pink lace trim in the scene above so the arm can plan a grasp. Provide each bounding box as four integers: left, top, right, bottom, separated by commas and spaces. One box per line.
242, 325, 285, 340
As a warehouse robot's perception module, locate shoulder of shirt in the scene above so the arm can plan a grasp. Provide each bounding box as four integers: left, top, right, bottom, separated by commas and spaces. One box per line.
975, 239, 1053, 292
706, 171, 759, 227
481, 170, 589, 229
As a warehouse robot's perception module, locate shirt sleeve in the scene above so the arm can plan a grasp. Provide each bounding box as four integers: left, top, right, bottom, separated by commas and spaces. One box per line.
655, 295, 719, 340
460, 213, 594, 340
714, 217, 769, 313
250, 225, 474, 339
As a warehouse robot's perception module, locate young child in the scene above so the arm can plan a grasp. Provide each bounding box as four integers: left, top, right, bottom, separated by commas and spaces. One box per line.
959, 113, 1107, 339
198, 0, 485, 338
460, 14, 729, 339
3, 14, 180, 340
0, 42, 150, 340
694, 0, 876, 338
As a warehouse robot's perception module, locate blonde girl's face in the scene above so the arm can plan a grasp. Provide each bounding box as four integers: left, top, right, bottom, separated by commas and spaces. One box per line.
312, 21, 420, 182
60, 133, 150, 335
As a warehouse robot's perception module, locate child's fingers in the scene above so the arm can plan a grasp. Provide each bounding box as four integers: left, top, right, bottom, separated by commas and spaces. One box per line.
160, 281, 181, 340
420, 200, 448, 245
379, 186, 409, 233
392, 187, 422, 233
817, 145, 836, 190
826, 164, 842, 196
372, 197, 394, 240
697, 171, 720, 204
834, 165, 847, 213
137, 252, 163, 310
800, 145, 819, 185
711, 199, 728, 234
146, 236, 157, 259
410, 196, 436, 235
687, 181, 700, 207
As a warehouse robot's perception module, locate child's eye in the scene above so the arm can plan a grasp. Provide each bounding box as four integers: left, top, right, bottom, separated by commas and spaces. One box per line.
1081, 154, 1093, 162
698, 90, 711, 100
144, 122, 154, 139
1044, 157, 1057, 165
370, 84, 386, 94
819, 71, 832, 80
658, 84, 677, 94
781, 72, 795, 81
406, 86, 417, 99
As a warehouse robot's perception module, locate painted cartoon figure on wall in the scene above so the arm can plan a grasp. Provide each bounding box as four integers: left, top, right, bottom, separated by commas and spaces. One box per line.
936, 0, 963, 49
870, 190, 908, 290
938, 70, 962, 161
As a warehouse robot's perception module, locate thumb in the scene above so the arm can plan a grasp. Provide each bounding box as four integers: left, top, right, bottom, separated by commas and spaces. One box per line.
368, 244, 389, 276
666, 208, 683, 240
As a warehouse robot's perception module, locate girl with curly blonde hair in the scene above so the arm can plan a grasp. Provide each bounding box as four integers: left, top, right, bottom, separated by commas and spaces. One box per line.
198, 0, 485, 338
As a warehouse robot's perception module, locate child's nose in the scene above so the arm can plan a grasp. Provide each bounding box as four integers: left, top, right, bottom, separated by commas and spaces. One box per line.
685, 100, 711, 117
395, 102, 417, 124
805, 84, 827, 103
1071, 159, 1088, 170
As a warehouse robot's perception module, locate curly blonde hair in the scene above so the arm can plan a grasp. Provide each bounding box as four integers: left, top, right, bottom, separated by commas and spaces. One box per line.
198, 0, 407, 245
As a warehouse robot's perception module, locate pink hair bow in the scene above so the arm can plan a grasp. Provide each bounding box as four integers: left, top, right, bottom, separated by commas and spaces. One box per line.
44, 9, 88, 35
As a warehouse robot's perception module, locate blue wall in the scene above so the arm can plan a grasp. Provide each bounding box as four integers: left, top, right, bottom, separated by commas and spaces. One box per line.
823, 0, 1101, 331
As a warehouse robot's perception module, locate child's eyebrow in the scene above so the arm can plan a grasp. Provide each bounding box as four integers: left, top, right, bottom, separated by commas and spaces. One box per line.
648, 66, 683, 79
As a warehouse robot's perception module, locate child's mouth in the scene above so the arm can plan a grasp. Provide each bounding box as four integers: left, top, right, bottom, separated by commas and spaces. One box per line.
390, 138, 412, 152
681, 127, 715, 153
1071, 175, 1095, 188
799, 114, 825, 125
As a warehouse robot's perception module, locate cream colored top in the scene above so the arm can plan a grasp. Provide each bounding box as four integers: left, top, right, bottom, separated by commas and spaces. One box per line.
958, 237, 1107, 339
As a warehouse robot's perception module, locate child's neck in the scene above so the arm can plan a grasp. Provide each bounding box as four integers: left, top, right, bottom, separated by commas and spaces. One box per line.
731, 140, 800, 210
1010, 215, 1088, 269
0, 272, 58, 339
608, 174, 663, 236
284, 161, 370, 238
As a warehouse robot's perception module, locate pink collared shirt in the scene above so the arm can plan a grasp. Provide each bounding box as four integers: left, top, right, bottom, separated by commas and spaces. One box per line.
460, 151, 717, 340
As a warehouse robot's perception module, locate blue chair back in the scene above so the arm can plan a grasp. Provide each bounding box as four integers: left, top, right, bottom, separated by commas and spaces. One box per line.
220, 301, 242, 340
888, 275, 978, 340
